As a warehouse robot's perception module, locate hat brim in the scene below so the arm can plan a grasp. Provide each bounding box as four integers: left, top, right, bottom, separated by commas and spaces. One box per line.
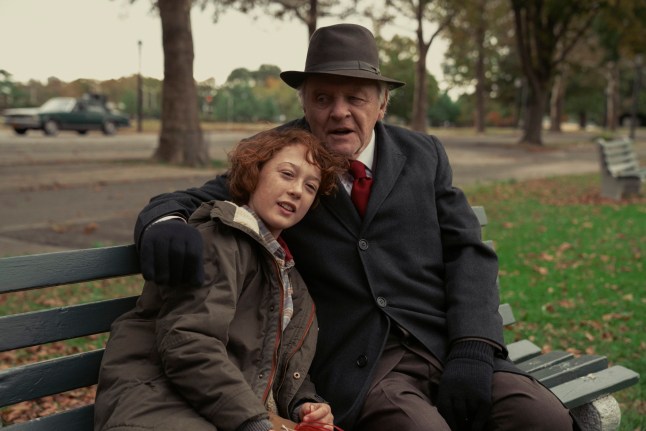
280, 70, 405, 90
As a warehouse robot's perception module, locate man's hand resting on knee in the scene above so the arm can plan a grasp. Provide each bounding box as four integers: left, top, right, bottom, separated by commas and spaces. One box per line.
139, 219, 204, 287
437, 340, 495, 431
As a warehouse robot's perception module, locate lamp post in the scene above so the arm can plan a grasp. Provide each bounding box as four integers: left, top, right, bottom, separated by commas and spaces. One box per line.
137, 40, 143, 133
629, 54, 642, 140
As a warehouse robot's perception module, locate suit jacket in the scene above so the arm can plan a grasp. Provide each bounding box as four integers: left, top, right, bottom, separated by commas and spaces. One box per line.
135, 119, 520, 430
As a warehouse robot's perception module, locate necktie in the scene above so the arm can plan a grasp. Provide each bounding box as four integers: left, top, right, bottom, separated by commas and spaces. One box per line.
349, 160, 373, 218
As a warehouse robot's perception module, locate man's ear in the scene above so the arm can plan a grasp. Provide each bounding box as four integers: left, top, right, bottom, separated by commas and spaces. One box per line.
378, 90, 389, 120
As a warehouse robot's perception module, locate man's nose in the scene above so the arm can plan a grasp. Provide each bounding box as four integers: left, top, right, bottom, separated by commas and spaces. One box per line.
329, 99, 350, 118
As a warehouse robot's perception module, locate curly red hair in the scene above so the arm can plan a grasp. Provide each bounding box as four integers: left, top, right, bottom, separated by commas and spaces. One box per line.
228, 128, 347, 205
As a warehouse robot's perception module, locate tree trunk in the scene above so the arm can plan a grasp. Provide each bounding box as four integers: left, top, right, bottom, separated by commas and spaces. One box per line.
307, 0, 317, 39
156, 0, 208, 167
411, 2, 431, 134
474, 0, 486, 133
605, 61, 620, 131
578, 111, 587, 130
549, 72, 565, 132
520, 81, 548, 146
411, 44, 429, 131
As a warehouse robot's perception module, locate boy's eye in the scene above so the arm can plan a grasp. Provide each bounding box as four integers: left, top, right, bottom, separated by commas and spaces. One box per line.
281, 170, 295, 178
306, 183, 319, 193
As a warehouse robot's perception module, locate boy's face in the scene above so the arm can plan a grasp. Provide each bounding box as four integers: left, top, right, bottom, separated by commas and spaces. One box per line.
249, 143, 321, 238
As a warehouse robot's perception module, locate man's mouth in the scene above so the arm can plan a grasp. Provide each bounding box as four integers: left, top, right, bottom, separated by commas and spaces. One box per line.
278, 202, 296, 213
330, 128, 353, 136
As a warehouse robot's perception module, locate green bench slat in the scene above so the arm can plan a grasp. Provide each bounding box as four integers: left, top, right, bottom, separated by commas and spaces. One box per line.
532, 355, 609, 388
507, 339, 542, 363
472, 205, 487, 226
616, 169, 646, 179
1, 405, 94, 431
0, 245, 140, 293
599, 138, 645, 180
551, 365, 641, 409
514, 350, 574, 373
0, 350, 103, 407
0, 296, 138, 352
499, 303, 515, 326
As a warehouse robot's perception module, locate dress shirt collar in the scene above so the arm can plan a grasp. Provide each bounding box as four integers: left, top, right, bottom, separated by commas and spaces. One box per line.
341, 130, 376, 195
354, 131, 376, 172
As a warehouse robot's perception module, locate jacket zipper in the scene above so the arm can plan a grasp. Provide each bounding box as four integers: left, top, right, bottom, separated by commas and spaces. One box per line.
261, 259, 285, 404
275, 301, 316, 397
218, 211, 298, 406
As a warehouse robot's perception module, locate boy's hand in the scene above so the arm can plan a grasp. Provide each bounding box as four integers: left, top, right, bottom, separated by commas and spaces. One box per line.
299, 403, 334, 429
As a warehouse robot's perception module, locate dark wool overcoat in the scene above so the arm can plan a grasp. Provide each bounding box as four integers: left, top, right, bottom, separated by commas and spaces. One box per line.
135, 120, 522, 430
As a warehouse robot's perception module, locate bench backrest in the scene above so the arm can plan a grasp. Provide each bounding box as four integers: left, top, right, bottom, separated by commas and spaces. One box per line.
597, 138, 641, 177
0, 246, 140, 430
0, 207, 495, 430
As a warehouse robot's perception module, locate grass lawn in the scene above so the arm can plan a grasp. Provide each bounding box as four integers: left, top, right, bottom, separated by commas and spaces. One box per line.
465, 173, 645, 430
1, 172, 643, 429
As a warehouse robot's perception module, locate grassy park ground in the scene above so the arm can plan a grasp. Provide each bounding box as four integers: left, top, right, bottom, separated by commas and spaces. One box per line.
0, 123, 644, 428
467, 174, 645, 430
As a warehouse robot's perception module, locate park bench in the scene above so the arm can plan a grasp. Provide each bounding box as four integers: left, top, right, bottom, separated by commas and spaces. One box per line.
597, 137, 646, 200
0, 207, 640, 431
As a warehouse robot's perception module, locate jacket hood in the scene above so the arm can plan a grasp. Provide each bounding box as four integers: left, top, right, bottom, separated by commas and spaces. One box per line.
190, 200, 267, 247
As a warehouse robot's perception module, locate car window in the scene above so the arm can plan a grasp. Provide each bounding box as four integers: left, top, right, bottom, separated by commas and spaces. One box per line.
40, 98, 77, 113
87, 104, 106, 114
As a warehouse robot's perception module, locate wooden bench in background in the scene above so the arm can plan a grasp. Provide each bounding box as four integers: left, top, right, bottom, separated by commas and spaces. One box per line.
597, 137, 646, 200
0, 207, 640, 430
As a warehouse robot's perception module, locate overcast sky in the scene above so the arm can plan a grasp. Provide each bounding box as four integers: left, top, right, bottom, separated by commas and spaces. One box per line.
0, 0, 447, 87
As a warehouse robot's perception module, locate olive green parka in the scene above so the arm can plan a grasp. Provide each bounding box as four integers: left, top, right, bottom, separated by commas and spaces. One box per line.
95, 201, 320, 431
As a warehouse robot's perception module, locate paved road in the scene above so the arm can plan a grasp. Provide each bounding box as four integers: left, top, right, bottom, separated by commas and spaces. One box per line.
1, 127, 643, 257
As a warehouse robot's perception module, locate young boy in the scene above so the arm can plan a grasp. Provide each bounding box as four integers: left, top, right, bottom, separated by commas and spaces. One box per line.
95, 129, 346, 431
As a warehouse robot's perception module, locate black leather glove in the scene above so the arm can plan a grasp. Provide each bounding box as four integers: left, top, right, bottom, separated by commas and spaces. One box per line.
437, 340, 495, 431
139, 219, 204, 287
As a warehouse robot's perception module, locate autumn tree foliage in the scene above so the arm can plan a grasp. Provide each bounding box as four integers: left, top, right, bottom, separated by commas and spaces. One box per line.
443, 0, 511, 133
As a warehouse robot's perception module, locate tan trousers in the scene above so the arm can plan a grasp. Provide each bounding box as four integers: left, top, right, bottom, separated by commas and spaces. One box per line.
354, 334, 574, 431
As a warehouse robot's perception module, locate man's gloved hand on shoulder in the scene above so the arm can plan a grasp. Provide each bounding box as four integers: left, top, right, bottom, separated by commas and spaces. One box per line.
437, 340, 495, 431
139, 219, 204, 287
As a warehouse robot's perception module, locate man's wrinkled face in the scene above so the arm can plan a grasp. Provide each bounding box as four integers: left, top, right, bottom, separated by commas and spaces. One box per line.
301, 75, 387, 159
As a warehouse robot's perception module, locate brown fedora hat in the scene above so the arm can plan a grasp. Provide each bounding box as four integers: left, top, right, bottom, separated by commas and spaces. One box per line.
280, 23, 405, 90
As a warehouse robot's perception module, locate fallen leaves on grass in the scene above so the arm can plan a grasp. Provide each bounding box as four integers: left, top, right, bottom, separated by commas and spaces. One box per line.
602, 312, 633, 321
0, 341, 103, 425
1, 387, 97, 425
471, 175, 646, 206
533, 265, 549, 275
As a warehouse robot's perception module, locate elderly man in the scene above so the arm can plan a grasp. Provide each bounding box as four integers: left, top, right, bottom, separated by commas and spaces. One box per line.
134, 24, 575, 431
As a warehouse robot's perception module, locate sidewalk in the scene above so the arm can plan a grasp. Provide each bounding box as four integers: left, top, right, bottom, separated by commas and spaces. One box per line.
1, 128, 643, 257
